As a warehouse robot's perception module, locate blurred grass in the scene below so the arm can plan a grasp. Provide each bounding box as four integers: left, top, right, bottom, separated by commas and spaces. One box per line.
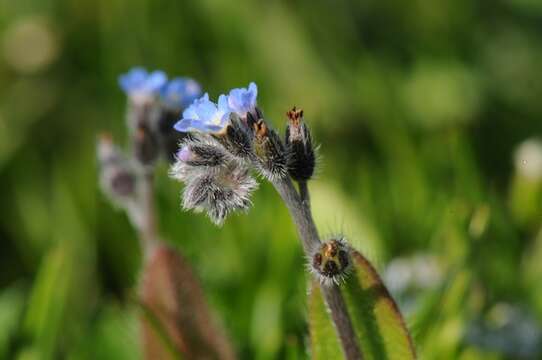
1, 0, 542, 358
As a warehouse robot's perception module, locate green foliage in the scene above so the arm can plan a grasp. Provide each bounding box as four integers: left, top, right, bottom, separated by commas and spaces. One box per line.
0, 0, 541, 358
308, 283, 342, 359
309, 250, 415, 360
342, 251, 415, 359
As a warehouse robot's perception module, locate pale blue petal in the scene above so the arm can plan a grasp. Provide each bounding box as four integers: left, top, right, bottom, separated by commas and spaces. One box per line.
161, 77, 202, 108
145, 71, 168, 92
174, 119, 193, 132
195, 101, 218, 122
248, 82, 257, 102
217, 94, 231, 113
118, 67, 148, 93
226, 82, 258, 115
182, 105, 199, 120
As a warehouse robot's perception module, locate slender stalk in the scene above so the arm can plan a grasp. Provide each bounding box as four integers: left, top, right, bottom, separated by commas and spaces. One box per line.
272, 177, 319, 253
272, 177, 362, 360
298, 181, 311, 207
124, 165, 160, 255
138, 170, 160, 254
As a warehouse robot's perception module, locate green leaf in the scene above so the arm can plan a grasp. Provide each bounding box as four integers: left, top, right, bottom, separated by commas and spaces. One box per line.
308, 250, 416, 359
308, 282, 343, 360
0, 284, 25, 359
342, 251, 416, 359
139, 245, 235, 360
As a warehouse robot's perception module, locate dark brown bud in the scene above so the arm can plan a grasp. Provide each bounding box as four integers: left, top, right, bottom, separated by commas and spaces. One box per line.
252, 119, 288, 180
285, 107, 315, 182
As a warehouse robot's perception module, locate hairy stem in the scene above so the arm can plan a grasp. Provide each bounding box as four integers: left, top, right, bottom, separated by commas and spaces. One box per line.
125, 168, 159, 255
272, 177, 319, 253
272, 177, 362, 360
138, 170, 160, 254
298, 181, 311, 207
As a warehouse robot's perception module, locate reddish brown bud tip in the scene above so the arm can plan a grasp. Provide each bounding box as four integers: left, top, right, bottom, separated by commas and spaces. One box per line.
286, 106, 304, 126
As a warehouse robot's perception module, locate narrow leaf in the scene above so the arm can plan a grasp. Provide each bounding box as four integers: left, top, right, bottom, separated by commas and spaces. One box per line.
140, 245, 236, 360
308, 249, 416, 359
308, 281, 343, 360
342, 250, 416, 359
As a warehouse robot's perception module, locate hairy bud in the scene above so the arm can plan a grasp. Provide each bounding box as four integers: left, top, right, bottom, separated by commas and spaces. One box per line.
97, 134, 137, 205
310, 237, 352, 286
217, 113, 254, 160
285, 107, 315, 182
170, 136, 231, 182
170, 136, 258, 226
181, 164, 257, 225
252, 119, 288, 181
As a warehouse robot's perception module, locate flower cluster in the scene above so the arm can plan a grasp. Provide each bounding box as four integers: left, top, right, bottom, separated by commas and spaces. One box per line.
173, 82, 257, 134
170, 135, 258, 225
119, 67, 202, 108
118, 67, 203, 163
170, 82, 298, 224
119, 67, 168, 101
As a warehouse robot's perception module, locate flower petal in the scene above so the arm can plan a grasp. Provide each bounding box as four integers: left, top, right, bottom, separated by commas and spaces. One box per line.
174, 118, 193, 132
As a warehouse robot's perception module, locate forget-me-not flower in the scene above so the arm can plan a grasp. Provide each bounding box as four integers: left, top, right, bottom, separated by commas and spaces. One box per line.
173, 93, 232, 133
118, 67, 167, 100
160, 77, 202, 109
227, 82, 257, 117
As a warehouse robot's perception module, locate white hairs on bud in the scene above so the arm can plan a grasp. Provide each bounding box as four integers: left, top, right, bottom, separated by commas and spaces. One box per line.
181, 166, 258, 226
308, 236, 353, 286
170, 135, 259, 226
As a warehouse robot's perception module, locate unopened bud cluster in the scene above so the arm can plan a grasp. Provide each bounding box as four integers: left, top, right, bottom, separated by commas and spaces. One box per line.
119, 67, 202, 165
310, 237, 352, 286
169, 83, 316, 225
170, 135, 257, 225
99, 67, 203, 208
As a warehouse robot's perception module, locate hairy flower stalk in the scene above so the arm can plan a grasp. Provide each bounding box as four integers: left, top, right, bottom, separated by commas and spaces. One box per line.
272, 178, 362, 360
171, 83, 362, 358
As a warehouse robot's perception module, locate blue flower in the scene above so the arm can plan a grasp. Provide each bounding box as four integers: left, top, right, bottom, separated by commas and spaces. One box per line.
227, 82, 257, 117
173, 93, 232, 133
118, 67, 167, 98
160, 77, 202, 109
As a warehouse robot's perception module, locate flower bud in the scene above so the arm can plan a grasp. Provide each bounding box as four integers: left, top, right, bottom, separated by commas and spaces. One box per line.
169, 136, 231, 182
97, 134, 137, 204
181, 164, 257, 226
217, 113, 254, 160
285, 107, 315, 182
310, 237, 352, 286
252, 119, 288, 181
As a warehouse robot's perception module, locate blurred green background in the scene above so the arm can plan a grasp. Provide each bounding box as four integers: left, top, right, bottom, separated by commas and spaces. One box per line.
2, 0, 542, 359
